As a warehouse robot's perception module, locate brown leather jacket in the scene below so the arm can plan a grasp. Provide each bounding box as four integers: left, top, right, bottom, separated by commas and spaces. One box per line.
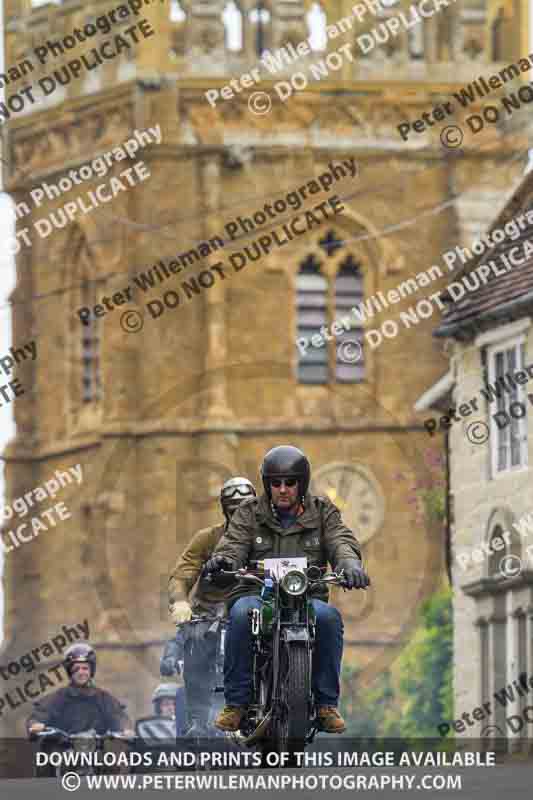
212, 493, 362, 605
168, 523, 227, 616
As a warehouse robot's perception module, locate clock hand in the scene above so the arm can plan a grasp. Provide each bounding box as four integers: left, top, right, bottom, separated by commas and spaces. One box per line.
338, 466, 352, 504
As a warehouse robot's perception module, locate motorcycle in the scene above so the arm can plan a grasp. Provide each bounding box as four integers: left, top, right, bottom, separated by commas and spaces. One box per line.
132, 716, 183, 773
32, 727, 131, 778
178, 613, 227, 736
177, 614, 237, 767
213, 559, 349, 759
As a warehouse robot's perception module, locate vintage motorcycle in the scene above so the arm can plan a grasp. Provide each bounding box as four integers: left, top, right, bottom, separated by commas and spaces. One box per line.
178, 613, 227, 736
32, 727, 132, 778
132, 715, 182, 774
177, 614, 237, 767
213, 559, 349, 758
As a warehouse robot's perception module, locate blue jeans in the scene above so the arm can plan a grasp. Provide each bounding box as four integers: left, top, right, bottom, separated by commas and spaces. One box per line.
224, 596, 344, 708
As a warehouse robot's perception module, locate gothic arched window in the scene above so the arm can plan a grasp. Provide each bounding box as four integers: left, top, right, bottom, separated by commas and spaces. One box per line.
408, 25, 424, 60
296, 255, 328, 384
168, 0, 187, 60
295, 230, 366, 385
335, 257, 364, 383
69, 236, 102, 409
491, 8, 505, 62
487, 525, 507, 578
307, 2, 327, 52
80, 283, 101, 404
249, 2, 271, 57
169, 0, 186, 23
223, 1, 244, 52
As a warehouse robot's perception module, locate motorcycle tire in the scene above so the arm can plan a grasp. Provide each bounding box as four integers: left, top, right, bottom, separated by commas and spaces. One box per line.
34, 763, 57, 779
271, 642, 310, 756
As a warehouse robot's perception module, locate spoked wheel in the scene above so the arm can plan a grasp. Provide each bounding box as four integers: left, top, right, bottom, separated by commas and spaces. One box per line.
267, 643, 311, 762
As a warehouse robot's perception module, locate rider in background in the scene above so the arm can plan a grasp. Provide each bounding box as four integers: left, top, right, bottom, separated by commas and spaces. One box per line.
27, 643, 132, 736
151, 683, 187, 736
168, 477, 257, 735
204, 446, 370, 735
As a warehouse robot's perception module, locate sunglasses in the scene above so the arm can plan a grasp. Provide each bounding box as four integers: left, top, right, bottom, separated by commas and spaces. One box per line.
270, 478, 298, 488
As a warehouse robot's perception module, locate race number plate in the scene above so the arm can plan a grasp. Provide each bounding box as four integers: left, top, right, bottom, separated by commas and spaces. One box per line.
264, 557, 307, 579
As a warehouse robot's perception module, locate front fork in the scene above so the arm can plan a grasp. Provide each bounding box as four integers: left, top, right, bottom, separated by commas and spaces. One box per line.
250, 602, 319, 742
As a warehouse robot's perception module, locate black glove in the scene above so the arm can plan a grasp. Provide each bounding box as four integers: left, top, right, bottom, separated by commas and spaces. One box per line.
160, 639, 182, 677
159, 657, 175, 677
336, 559, 370, 590
202, 555, 235, 578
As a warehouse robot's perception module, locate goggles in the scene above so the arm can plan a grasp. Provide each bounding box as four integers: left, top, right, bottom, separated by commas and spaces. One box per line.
221, 485, 255, 501
270, 478, 298, 488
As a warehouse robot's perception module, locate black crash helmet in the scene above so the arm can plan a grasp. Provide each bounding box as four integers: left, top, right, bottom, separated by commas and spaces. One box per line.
260, 445, 311, 500
64, 642, 96, 678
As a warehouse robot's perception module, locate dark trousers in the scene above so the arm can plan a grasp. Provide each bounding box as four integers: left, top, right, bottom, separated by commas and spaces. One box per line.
224, 596, 344, 708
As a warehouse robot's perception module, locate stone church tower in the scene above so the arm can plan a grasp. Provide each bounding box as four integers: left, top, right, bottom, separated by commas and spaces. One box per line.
0, 0, 528, 746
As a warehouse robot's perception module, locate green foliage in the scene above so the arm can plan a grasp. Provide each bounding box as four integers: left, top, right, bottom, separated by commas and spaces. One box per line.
340, 665, 398, 739
393, 585, 453, 737
395, 447, 446, 528
422, 485, 446, 525
340, 585, 453, 739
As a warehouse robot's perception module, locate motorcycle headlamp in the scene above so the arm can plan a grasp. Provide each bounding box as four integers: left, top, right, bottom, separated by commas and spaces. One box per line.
280, 570, 308, 596
73, 730, 97, 753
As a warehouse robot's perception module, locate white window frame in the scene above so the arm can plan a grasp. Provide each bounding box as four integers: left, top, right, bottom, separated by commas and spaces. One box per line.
487, 334, 528, 478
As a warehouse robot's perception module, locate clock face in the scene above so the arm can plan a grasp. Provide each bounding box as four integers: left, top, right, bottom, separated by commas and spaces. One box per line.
311, 462, 385, 545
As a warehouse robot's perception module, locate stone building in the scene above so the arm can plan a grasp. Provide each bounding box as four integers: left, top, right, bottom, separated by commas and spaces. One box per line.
0, 0, 529, 745
417, 171, 533, 751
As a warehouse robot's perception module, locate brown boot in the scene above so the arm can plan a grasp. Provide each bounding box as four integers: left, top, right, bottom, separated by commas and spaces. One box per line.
317, 706, 346, 733
214, 705, 247, 732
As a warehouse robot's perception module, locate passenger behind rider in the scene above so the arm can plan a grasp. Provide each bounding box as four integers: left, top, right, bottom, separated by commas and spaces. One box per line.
203, 446, 370, 735
168, 476, 257, 735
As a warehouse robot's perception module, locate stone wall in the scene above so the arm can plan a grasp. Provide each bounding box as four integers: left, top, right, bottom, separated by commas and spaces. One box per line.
0, 0, 529, 742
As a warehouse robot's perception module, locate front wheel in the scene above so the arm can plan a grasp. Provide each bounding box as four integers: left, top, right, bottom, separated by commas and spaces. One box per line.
271, 642, 311, 756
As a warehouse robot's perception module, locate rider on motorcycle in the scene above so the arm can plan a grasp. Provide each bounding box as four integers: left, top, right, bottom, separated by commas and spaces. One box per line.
151, 683, 187, 735
27, 643, 133, 737
168, 476, 257, 734
152, 684, 180, 719
204, 446, 370, 735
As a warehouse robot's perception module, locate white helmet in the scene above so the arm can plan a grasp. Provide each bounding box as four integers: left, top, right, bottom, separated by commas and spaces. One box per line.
152, 683, 177, 715
220, 477, 256, 521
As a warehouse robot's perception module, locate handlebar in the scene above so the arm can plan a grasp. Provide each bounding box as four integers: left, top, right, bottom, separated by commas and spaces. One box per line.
176, 615, 227, 630
215, 568, 350, 588
33, 727, 133, 742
